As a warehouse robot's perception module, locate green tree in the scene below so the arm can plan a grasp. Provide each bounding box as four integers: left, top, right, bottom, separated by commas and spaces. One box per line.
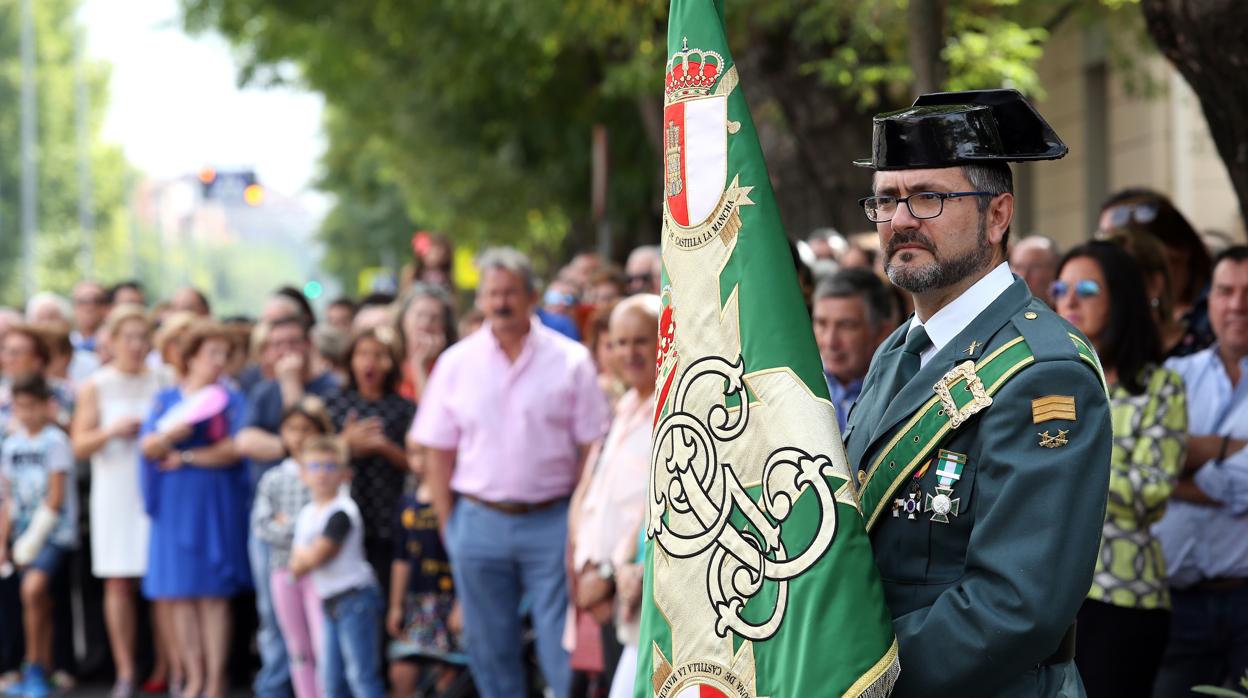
181, 0, 1135, 289
0, 0, 132, 306
315, 108, 418, 291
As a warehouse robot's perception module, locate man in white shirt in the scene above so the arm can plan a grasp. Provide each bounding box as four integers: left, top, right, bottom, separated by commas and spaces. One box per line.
844, 89, 1112, 697
1151, 246, 1248, 695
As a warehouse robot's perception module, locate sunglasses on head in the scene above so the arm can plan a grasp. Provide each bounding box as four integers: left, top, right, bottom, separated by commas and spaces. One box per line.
1049, 279, 1103, 301
1107, 203, 1158, 228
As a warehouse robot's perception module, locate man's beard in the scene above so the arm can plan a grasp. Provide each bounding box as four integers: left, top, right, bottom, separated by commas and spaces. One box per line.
885, 215, 993, 294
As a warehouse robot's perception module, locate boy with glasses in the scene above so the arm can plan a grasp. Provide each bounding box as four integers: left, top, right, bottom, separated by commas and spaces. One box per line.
290, 436, 384, 698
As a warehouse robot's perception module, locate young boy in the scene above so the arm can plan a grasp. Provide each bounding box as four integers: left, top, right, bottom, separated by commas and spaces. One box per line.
289, 436, 383, 698
0, 375, 78, 698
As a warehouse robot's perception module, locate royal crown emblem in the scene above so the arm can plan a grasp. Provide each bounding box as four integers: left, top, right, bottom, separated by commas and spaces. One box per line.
662, 38, 746, 233
665, 38, 725, 103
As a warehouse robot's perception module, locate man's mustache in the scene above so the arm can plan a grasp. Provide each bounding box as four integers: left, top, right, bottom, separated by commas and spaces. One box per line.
492, 307, 515, 318
887, 230, 936, 258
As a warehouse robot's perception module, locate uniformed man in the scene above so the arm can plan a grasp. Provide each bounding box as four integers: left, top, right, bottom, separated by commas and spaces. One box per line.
843, 89, 1112, 697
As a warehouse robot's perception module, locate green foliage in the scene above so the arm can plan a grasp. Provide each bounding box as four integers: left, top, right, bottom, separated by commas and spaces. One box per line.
944, 16, 1047, 96
181, 0, 1135, 289
0, 0, 132, 307
315, 108, 418, 289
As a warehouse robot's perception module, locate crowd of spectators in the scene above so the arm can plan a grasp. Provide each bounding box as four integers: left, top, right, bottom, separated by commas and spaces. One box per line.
0, 185, 1245, 698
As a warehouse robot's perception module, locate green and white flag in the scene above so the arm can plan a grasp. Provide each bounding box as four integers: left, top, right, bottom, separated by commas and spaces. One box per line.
638, 1, 899, 696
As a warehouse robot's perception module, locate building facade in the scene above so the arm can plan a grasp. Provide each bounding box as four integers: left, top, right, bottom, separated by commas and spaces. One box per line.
1018, 19, 1243, 250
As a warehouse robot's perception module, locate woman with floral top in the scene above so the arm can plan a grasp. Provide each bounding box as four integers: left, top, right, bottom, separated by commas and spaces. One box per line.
1054, 241, 1188, 698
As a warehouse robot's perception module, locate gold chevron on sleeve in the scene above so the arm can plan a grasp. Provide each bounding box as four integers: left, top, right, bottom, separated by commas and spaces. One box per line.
1032, 395, 1076, 423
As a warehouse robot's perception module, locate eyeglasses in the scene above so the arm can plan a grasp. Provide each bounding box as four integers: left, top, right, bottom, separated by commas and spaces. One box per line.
1049, 279, 1103, 301
1105, 203, 1158, 228
304, 461, 342, 472
858, 191, 995, 223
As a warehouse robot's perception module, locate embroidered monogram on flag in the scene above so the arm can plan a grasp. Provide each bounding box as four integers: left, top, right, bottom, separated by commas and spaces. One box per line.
637, 4, 899, 696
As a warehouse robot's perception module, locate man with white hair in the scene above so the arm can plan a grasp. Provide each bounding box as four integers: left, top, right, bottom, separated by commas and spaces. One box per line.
1010, 235, 1061, 306
26, 291, 100, 386
24, 293, 71, 325
625, 245, 662, 295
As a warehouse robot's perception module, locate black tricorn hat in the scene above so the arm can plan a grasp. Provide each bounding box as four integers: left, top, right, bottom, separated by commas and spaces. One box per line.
853, 88, 1068, 170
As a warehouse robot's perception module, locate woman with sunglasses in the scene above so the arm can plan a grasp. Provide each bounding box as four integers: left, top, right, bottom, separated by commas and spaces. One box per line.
1054, 241, 1188, 698
1098, 188, 1215, 357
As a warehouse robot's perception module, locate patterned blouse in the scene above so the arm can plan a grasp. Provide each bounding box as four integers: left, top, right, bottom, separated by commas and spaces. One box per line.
1088, 365, 1187, 610
326, 388, 416, 546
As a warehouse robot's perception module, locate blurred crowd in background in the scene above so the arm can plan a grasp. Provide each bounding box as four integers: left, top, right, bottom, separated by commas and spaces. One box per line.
0, 183, 1246, 698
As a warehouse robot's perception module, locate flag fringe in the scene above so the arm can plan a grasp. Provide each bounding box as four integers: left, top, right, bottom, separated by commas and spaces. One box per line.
855, 654, 900, 698
841, 638, 900, 698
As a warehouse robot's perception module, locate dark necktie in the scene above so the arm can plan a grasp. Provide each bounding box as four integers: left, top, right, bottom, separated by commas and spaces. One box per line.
886, 324, 932, 397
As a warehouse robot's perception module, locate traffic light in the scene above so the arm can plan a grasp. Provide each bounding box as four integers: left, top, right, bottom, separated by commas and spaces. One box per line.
303, 280, 324, 300
199, 168, 259, 204
243, 184, 265, 206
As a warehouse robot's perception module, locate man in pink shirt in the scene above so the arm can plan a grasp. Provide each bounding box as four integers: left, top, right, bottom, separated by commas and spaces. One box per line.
412, 247, 610, 698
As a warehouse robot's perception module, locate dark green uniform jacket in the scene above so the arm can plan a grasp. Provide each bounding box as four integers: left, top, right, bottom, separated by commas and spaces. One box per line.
844, 277, 1111, 697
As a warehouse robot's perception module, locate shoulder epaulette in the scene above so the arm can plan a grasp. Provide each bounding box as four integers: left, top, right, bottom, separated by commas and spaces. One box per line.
1010, 301, 1106, 392
1010, 302, 1077, 363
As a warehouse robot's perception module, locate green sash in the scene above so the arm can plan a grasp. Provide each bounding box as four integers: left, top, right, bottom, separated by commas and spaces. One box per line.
859, 334, 1102, 531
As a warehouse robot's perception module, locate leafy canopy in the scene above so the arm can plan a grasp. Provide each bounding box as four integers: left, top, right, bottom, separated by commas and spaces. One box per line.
180, 0, 1134, 287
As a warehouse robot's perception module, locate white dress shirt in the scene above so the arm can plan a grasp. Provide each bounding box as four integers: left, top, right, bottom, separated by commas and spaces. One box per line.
907, 262, 1015, 368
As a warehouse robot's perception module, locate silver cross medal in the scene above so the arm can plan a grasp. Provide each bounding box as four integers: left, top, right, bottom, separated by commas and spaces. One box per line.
892, 491, 922, 520
925, 486, 961, 524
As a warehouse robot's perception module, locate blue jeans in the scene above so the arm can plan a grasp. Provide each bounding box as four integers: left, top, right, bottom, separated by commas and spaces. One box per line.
446, 497, 571, 698
1153, 586, 1248, 697
249, 532, 293, 698
320, 585, 385, 698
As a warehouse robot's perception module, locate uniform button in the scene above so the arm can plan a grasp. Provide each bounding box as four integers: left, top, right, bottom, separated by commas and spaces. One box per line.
1024, 311, 1038, 320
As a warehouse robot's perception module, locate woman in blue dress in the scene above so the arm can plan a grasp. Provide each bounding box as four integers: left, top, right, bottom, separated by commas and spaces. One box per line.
139, 321, 250, 698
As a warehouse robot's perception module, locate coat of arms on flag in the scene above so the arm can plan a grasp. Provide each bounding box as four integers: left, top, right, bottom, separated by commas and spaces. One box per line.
636, 2, 900, 697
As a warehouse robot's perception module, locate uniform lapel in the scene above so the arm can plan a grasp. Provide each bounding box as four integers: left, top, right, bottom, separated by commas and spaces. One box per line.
845, 326, 907, 467
863, 279, 1032, 459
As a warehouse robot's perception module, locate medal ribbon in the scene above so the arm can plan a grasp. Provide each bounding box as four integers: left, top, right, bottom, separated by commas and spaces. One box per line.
934, 450, 965, 488
861, 332, 1101, 531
